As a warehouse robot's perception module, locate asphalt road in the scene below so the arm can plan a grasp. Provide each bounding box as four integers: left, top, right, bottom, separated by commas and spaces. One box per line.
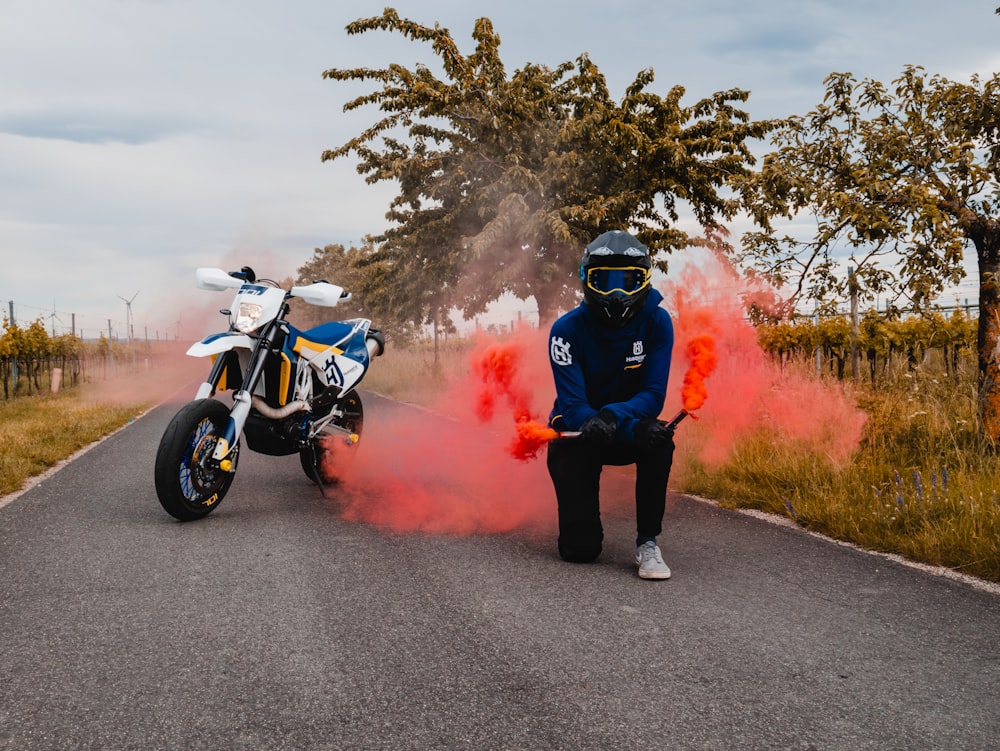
1, 392, 998, 751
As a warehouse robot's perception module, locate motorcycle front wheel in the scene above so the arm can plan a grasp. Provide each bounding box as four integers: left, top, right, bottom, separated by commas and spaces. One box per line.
154, 399, 238, 521
300, 390, 364, 486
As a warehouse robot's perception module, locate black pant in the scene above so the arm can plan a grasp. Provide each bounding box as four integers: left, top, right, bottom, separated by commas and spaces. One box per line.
546, 436, 674, 563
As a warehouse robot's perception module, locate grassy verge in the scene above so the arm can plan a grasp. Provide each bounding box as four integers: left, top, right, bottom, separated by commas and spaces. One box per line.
679, 368, 1000, 583
0, 389, 151, 498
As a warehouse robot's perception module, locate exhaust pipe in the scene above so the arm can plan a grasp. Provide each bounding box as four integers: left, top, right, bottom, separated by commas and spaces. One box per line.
251, 395, 308, 419
366, 329, 385, 358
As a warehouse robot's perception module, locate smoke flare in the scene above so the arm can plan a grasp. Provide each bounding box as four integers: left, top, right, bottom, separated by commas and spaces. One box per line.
511, 419, 560, 460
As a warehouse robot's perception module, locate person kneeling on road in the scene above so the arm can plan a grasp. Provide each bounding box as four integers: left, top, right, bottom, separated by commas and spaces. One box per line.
546, 230, 675, 580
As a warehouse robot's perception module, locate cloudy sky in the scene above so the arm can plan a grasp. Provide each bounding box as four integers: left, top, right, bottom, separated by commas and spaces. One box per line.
1, 0, 997, 339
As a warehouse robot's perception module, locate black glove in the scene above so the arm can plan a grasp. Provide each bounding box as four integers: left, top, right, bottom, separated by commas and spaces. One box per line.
580, 409, 617, 444
634, 417, 674, 450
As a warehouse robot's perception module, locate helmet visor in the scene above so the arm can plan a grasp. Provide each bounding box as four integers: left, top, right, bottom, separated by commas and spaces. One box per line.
585, 266, 650, 296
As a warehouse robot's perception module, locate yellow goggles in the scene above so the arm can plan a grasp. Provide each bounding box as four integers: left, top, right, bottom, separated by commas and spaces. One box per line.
585, 266, 651, 296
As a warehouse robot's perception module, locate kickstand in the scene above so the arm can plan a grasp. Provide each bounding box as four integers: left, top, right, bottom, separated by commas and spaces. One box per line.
316, 473, 330, 499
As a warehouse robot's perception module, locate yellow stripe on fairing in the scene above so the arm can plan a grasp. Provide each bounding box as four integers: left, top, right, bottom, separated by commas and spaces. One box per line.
291, 335, 344, 358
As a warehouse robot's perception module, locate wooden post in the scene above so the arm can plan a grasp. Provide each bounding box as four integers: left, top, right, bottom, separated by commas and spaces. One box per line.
849, 266, 859, 382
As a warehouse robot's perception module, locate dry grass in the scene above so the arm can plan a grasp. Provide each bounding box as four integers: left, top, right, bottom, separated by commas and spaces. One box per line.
0, 342, 201, 498
680, 365, 1000, 582
363, 337, 475, 410
0, 390, 150, 497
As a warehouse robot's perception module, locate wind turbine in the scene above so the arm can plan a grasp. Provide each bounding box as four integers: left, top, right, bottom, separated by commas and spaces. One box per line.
47, 303, 64, 336
117, 291, 139, 366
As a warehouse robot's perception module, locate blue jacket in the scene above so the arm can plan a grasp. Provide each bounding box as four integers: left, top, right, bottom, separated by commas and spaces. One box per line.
547, 288, 674, 442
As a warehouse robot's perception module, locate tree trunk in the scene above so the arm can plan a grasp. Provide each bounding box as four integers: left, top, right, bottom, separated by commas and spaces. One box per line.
432, 307, 441, 369
976, 237, 1000, 442
534, 287, 568, 330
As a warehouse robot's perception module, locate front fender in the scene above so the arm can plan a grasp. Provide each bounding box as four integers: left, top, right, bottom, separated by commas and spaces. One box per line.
186, 332, 255, 357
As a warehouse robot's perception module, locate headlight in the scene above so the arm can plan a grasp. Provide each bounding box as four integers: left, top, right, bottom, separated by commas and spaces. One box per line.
233, 302, 264, 333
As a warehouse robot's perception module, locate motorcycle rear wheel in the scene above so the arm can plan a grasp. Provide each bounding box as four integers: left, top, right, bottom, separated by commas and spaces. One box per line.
300, 390, 364, 486
154, 399, 238, 521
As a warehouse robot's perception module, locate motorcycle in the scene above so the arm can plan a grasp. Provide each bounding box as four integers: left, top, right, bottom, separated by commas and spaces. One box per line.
154, 265, 384, 521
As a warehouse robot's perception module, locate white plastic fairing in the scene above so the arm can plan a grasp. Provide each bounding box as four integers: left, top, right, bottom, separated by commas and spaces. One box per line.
187, 333, 255, 357
290, 281, 346, 307
195, 267, 245, 291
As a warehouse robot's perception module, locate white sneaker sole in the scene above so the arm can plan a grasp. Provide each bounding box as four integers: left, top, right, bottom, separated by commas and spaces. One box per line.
635, 561, 670, 579
637, 568, 671, 580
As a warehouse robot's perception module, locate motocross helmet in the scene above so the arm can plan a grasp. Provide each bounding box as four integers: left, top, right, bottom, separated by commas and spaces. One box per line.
579, 230, 652, 326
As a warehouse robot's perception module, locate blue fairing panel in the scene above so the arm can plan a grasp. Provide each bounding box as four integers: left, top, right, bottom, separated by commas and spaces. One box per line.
292, 319, 371, 359
305, 320, 362, 347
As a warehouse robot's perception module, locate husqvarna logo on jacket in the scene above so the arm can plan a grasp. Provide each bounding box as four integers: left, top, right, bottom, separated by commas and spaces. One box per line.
625, 339, 645, 367
551, 336, 572, 366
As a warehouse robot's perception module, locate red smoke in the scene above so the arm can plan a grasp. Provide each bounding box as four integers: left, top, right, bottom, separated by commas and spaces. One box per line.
328, 251, 867, 536
332, 408, 556, 534
472, 340, 533, 425
471, 338, 560, 460
662, 251, 866, 471
84, 340, 206, 407
333, 326, 564, 534
680, 334, 718, 412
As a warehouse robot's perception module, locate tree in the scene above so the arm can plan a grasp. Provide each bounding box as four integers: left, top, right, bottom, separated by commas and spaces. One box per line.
22, 319, 50, 393
0, 315, 17, 399
323, 9, 771, 325
292, 243, 424, 343
292, 244, 375, 328
740, 66, 1000, 439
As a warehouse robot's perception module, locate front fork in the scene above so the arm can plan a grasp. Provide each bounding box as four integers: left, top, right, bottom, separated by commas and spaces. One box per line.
194, 349, 233, 400
201, 324, 284, 470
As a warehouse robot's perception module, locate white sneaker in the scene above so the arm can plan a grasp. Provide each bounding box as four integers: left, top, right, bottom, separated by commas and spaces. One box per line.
636, 541, 671, 580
